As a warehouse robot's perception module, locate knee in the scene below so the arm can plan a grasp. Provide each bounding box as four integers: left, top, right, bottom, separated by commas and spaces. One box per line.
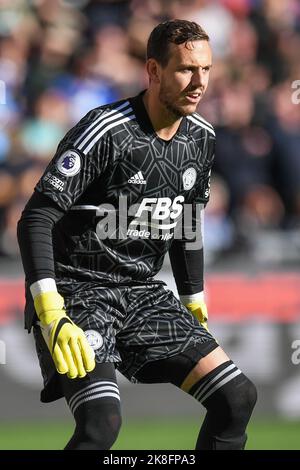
88, 411, 122, 450
74, 407, 122, 450
223, 376, 257, 423
243, 377, 257, 413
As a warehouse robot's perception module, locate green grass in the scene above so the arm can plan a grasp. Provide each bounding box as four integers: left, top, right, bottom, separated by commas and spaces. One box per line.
0, 419, 299, 450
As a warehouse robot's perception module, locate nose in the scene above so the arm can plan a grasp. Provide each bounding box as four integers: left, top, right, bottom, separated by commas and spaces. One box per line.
191, 70, 205, 88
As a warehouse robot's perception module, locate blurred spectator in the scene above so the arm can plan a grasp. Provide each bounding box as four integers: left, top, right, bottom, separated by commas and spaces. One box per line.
204, 175, 235, 263
268, 80, 300, 226
0, 0, 298, 263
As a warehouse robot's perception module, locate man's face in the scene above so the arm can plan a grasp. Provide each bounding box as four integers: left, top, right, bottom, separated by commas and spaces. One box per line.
157, 40, 212, 117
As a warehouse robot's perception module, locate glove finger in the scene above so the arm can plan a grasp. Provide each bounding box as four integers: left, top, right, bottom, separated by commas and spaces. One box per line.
60, 342, 78, 379
69, 338, 86, 378
52, 344, 69, 375
79, 335, 96, 373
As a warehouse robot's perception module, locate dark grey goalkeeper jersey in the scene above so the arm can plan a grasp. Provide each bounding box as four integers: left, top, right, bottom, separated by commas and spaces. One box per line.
35, 92, 215, 285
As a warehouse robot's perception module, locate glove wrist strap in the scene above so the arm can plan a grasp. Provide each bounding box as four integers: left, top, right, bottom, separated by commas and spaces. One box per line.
180, 291, 204, 305
34, 291, 66, 324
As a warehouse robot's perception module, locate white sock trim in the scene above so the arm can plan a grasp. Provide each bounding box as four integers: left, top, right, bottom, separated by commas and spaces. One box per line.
30, 278, 58, 299
180, 291, 204, 305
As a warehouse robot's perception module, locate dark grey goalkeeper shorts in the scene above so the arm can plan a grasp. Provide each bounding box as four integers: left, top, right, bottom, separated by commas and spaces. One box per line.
33, 281, 218, 402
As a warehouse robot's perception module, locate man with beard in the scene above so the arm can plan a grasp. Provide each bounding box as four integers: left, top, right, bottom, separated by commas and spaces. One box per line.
17, 19, 257, 450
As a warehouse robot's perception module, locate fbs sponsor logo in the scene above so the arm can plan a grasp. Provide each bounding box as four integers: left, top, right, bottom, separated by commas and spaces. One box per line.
130, 195, 184, 230
128, 171, 146, 184
85, 330, 104, 351
93, 195, 203, 245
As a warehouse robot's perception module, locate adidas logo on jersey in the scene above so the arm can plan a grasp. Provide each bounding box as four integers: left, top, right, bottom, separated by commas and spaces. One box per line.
128, 171, 146, 184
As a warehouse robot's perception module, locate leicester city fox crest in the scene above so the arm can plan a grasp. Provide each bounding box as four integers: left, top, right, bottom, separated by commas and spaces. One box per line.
182, 167, 197, 190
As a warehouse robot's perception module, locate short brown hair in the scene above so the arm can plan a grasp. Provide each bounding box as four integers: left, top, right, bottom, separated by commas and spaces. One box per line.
147, 19, 209, 67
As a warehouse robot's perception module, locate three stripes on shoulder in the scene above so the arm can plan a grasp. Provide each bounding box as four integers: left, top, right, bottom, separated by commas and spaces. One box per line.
74, 101, 135, 155
187, 113, 215, 136
73, 100, 215, 157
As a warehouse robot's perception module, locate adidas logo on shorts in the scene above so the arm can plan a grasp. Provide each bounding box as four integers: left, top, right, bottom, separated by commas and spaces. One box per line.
128, 171, 146, 184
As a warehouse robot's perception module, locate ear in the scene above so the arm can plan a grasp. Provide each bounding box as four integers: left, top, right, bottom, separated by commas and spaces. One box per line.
146, 58, 161, 84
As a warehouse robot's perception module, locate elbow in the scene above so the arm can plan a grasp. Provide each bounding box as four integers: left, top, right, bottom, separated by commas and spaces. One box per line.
16, 213, 25, 246
16, 209, 31, 246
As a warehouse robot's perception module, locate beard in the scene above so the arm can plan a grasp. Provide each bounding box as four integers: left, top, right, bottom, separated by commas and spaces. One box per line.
159, 88, 186, 118
158, 82, 200, 118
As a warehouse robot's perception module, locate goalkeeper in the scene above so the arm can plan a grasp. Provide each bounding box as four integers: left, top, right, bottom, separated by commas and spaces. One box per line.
17, 19, 256, 450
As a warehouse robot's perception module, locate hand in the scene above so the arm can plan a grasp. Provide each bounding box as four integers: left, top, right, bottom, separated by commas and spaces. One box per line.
185, 299, 209, 331
34, 291, 95, 379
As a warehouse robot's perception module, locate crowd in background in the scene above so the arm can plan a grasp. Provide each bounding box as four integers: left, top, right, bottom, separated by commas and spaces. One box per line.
0, 0, 299, 266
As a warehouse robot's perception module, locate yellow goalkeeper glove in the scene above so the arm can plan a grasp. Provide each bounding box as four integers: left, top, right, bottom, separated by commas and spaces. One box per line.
185, 300, 208, 330
181, 294, 209, 331
34, 291, 95, 379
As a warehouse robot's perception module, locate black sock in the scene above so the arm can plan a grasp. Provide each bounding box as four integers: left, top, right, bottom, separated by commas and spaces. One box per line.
188, 361, 257, 450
